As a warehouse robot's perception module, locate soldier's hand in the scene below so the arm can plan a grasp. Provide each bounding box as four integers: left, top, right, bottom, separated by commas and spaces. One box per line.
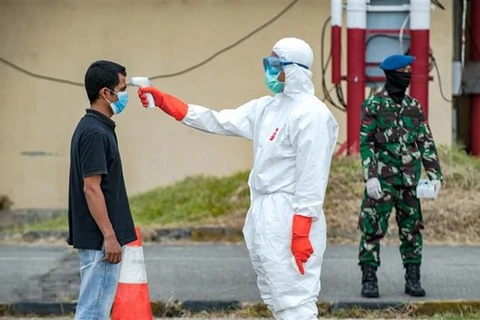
366, 178, 383, 200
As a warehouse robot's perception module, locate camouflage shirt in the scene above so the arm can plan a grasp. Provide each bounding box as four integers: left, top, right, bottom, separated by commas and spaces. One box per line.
360, 90, 443, 186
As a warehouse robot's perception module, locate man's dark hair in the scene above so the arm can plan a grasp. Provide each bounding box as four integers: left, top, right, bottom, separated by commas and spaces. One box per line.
84, 60, 127, 103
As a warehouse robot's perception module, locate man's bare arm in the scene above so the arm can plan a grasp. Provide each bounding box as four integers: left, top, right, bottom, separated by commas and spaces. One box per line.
83, 175, 122, 264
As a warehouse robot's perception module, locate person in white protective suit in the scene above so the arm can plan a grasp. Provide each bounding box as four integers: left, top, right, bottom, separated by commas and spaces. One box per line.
137, 37, 339, 320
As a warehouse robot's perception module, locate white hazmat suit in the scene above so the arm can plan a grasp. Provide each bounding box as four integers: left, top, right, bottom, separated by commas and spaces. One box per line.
138, 37, 339, 320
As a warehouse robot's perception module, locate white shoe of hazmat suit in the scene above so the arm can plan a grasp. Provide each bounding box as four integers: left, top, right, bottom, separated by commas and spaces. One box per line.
137, 37, 339, 320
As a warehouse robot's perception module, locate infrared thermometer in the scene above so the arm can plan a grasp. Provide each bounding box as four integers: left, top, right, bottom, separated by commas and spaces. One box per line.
131, 76, 155, 109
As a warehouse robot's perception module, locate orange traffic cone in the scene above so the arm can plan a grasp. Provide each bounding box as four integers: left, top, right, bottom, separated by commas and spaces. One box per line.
111, 227, 153, 320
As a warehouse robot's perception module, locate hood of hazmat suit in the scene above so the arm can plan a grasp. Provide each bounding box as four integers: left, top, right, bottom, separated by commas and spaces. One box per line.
180, 37, 339, 319
272, 37, 315, 96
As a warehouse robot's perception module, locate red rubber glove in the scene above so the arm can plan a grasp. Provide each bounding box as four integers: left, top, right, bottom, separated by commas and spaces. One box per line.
137, 86, 188, 121
291, 214, 314, 275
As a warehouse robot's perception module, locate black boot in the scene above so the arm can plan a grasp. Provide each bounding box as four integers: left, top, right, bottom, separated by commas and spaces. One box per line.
361, 265, 379, 298
404, 264, 426, 297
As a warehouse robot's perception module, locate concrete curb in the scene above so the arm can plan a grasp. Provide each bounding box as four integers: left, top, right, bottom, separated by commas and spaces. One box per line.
0, 300, 479, 317
0, 209, 65, 231
0, 302, 76, 316
0, 227, 246, 244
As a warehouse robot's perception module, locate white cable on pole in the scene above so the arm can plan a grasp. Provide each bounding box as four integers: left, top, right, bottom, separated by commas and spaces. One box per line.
461, 0, 467, 68
399, 13, 411, 54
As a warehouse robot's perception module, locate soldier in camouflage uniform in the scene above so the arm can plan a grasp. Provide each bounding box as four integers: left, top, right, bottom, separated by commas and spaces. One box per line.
358, 54, 443, 298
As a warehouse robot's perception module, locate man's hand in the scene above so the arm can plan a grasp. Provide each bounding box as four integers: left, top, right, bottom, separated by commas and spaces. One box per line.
137, 87, 188, 121
104, 235, 122, 264
291, 215, 314, 275
366, 178, 383, 200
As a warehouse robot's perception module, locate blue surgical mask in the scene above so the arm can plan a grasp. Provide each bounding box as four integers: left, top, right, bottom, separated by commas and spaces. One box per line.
264, 70, 284, 94
106, 90, 129, 114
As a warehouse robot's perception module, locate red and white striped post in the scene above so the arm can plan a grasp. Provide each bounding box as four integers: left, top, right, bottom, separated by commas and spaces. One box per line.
409, 0, 431, 120
346, 0, 367, 155
331, 0, 342, 85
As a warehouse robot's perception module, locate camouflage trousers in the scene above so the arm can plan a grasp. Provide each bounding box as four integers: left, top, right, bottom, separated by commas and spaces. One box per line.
358, 181, 424, 267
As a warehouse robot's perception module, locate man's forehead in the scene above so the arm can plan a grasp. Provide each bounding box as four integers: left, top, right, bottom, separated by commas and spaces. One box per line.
118, 74, 126, 82
116, 74, 127, 88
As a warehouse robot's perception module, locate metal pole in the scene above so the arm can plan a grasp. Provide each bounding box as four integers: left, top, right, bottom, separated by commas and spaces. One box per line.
346, 0, 366, 155
409, 0, 431, 120
331, 0, 343, 84
470, 0, 480, 156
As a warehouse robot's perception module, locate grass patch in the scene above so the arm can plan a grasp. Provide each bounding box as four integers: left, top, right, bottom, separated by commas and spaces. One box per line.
23, 214, 68, 231
317, 145, 480, 245
7, 145, 480, 245
129, 171, 250, 226
150, 301, 480, 319
1, 304, 480, 319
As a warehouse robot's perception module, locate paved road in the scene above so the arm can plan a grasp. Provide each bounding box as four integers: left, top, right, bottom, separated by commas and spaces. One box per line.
0, 244, 479, 304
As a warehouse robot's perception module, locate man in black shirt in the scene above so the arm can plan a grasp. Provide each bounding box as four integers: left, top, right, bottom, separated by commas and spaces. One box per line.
68, 60, 136, 319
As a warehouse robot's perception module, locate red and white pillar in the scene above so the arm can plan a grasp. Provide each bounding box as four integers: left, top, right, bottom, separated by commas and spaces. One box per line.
331, 0, 342, 85
410, 0, 431, 119
470, 0, 480, 156
346, 0, 366, 155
